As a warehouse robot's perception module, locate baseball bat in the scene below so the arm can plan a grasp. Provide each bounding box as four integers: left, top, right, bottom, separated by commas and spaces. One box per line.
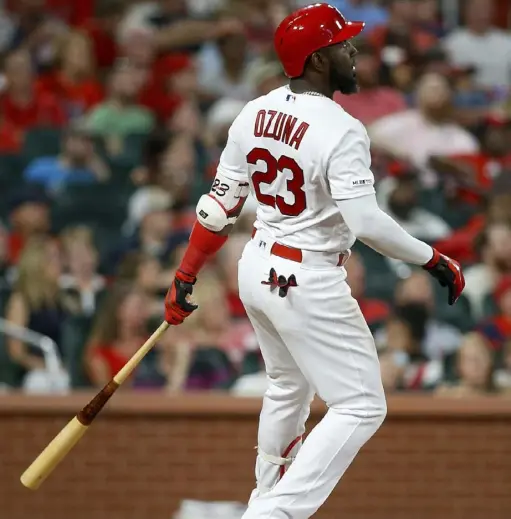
20, 321, 170, 490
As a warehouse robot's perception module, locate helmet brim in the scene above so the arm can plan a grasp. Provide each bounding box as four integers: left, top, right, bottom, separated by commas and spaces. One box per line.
331, 21, 365, 44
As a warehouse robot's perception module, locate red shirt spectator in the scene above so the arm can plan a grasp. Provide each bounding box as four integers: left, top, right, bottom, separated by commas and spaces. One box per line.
37, 31, 104, 118
0, 118, 23, 153
0, 50, 66, 147
79, 1, 124, 69
138, 53, 193, 123
0, 90, 65, 130
335, 88, 407, 126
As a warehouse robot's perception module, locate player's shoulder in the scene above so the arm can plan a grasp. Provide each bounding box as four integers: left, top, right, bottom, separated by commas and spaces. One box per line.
329, 101, 367, 135
228, 86, 294, 136
237, 86, 289, 115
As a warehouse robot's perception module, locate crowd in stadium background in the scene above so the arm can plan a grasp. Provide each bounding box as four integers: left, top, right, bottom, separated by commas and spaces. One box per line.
0, 0, 510, 396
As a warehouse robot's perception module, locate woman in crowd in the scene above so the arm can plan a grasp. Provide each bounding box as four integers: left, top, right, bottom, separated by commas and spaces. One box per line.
436, 332, 497, 396
5, 236, 69, 384
86, 281, 192, 390
59, 225, 106, 317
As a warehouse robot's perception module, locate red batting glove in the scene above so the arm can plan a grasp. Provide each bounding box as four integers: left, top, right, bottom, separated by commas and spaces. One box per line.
164, 270, 198, 325
422, 248, 465, 306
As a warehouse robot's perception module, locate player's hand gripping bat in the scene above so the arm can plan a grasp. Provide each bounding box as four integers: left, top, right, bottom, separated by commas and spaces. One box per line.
20, 321, 170, 490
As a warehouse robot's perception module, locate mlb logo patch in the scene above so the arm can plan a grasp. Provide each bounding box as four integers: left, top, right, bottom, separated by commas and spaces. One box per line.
286, 94, 296, 102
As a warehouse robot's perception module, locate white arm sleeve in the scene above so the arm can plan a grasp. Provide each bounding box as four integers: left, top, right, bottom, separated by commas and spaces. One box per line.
337, 194, 434, 265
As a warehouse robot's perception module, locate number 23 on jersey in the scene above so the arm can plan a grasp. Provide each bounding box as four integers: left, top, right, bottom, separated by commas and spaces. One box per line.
247, 148, 306, 217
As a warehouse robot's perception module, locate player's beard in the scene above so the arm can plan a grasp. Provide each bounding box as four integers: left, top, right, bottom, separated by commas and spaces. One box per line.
330, 61, 358, 95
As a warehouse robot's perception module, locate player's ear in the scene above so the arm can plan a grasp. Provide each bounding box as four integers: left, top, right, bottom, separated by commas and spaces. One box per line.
310, 51, 327, 73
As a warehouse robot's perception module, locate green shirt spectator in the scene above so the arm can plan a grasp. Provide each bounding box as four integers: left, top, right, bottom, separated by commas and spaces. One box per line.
86, 101, 155, 137
86, 61, 155, 138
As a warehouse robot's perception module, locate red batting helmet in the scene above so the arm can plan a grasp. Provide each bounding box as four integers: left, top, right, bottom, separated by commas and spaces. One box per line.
274, 3, 365, 79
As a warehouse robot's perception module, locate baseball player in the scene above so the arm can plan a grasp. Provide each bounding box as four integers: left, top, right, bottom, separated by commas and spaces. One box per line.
164, 4, 466, 519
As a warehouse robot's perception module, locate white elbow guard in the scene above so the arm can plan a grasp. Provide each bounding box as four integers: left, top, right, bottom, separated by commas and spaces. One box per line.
196, 172, 250, 231
196, 194, 234, 232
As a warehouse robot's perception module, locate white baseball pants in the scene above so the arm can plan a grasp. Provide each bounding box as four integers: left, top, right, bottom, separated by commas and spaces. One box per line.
238, 229, 387, 519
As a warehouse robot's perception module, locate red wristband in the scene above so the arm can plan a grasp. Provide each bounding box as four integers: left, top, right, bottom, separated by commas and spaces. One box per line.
178, 221, 228, 277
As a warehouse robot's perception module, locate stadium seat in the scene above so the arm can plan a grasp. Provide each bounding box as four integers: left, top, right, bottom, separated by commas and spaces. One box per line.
22, 128, 62, 164
51, 184, 130, 232
0, 155, 25, 220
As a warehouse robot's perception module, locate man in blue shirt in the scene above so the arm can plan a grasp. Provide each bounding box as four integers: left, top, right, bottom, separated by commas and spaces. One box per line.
24, 123, 109, 193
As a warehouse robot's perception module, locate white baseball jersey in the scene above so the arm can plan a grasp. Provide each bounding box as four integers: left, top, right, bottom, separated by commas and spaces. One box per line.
211, 85, 376, 253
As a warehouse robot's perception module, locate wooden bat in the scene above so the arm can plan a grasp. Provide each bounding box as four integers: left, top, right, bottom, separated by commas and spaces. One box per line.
20, 321, 170, 490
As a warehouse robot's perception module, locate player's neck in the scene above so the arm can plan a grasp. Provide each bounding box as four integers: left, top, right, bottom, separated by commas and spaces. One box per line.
288, 79, 333, 99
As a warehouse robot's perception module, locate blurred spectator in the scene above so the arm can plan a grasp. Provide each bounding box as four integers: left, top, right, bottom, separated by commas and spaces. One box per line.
0, 223, 12, 288
198, 32, 255, 101
85, 283, 158, 387
368, 0, 438, 58
368, 73, 479, 187
177, 271, 253, 389
416, 0, 445, 38
335, 41, 407, 125
129, 129, 169, 189
328, 1, 389, 32
59, 225, 106, 317
378, 303, 442, 391
216, 232, 251, 319
433, 193, 509, 265
204, 97, 245, 172
246, 59, 286, 97
494, 339, 511, 391
168, 98, 203, 140
159, 132, 202, 212
126, 131, 197, 233
7, 0, 68, 70
137, 52, 199, 124
436, 332, 497, 396
6, 188, 50, 266
86, 61, 155, 142
36, 30, 104, 119
376, 171, 451, 241
443, 0, 511, 90
4, 236, 68, 383
79, 0, 124, 70
432, 119, 511, 202
119, 0, 243, 53
463, 223, 511, 320
109, 186, 189, 275
376, 271, 462, 360
478, 275, 511, 351
0, 49, 66, 151
225, 0, 285, 55
345, 250, 390, 328
23, 122, 109, 193
117, 250, 171, 318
